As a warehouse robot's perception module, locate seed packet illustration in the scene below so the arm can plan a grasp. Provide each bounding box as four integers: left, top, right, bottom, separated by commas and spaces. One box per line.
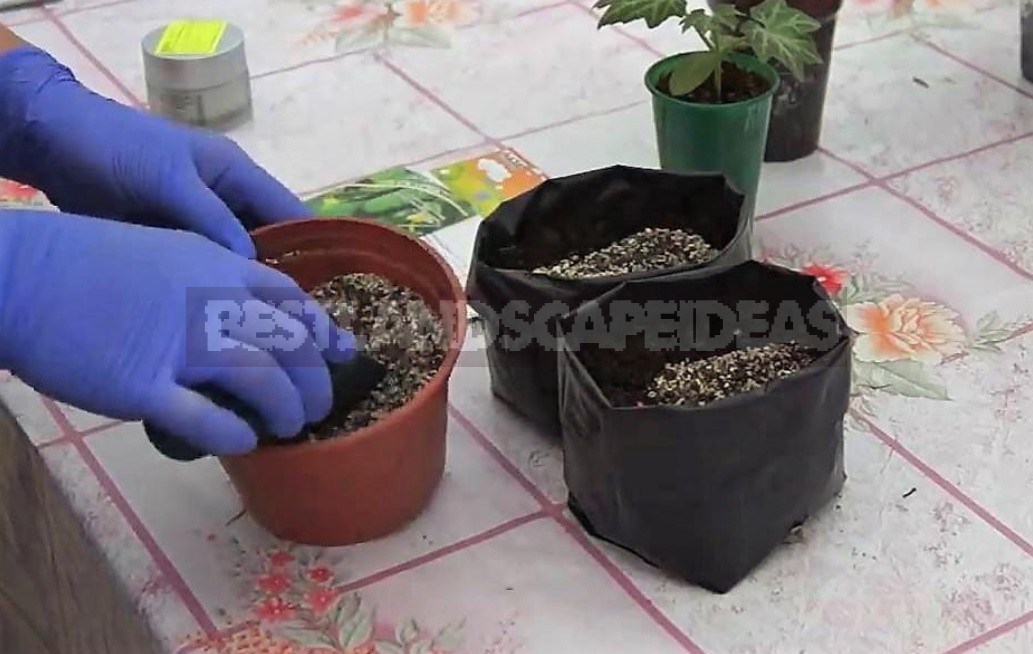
306, 167, 477, 237
430, 149, 546, 217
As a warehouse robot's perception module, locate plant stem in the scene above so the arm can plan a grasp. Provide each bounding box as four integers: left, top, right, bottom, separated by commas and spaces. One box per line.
714, 55, 723, 99
691, 25, 715, 50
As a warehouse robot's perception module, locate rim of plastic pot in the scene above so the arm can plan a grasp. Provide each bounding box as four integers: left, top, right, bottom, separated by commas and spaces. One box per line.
645, 51, 780, 111
220, 217, 468, 462
707, 0, 843, 21
556, 260, 853, 413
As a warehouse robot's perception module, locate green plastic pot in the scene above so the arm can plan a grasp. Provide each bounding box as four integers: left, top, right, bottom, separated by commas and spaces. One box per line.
645, 52, 779, 217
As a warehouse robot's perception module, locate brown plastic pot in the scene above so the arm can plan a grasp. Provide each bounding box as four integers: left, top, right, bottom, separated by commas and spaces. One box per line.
218, 217, 467, 547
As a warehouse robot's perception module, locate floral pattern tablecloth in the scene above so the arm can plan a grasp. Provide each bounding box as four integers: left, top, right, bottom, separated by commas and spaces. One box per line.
6, 0, 1033, 652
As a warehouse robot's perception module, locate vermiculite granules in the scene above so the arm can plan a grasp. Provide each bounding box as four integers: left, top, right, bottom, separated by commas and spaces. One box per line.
643, 342, 818, 407
307, 273, 447, 438
532, 227, 719, 279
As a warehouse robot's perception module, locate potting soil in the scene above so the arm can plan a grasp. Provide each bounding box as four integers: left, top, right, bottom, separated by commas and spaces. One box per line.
531, 227, 718, 280
467, 165, 751, 436
643, 342, 818, 407
663, 61, 769, 104
308, 273, 447, 438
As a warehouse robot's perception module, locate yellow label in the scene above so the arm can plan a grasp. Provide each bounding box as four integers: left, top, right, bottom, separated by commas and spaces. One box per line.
155, 20, 227, 56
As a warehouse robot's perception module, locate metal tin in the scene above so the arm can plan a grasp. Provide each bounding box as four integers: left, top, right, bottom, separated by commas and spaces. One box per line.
141, 22, 253, 131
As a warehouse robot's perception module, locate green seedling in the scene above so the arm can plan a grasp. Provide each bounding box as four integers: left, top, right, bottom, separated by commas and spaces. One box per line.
594, 0, 823, 98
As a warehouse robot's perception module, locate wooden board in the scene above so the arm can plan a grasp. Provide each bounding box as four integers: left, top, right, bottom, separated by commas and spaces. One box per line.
0, 402, 160, 654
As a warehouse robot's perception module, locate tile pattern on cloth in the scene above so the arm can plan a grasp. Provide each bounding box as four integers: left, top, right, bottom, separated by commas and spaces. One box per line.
595, 427, 1033, 654
2, 0, 1033, 653
0, 3, 43, 25
381, 3, 659, 138
822, 31, 1033, 176
888, 136, 1033, 276
222, 51, 484, 195
85, 418, 541, 630
449, 333, 568, 503
50, 0, 141, 15
916, 2, 1030, 86
183, 519, 689, 654
863, 332, 1033, 548
970, 616, 1033, 653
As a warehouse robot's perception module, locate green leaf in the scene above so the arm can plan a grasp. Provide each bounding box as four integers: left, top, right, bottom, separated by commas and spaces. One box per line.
853, 360, 949, 400
595, 0, 687, 28
743, 0, 822, 79
397, 619, 420, 645
669, 51, 721, 95
431, 620, 466, 651
710, 2, 743, 29
711, 31, 746, 52
411, 640, 434, 654
845, 411, 865, 432
387, 25, 453, 48
971, 310, 1022, 349
837, 275, 888, 306
749, 0, 821, 34
375, 641, 405, 654
331, 592, 361, 629
976, 311, 1000, 332
836, 276, 860, 305
336, 596, 374, 649
334, 24, 385, 52
680, 8, 713, 35
971, 342, 1004, 354
270, 623, 338, 650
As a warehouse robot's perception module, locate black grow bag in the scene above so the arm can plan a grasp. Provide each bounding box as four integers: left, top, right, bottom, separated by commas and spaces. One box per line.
466, 165, 752, 436
1023, 1, 1033, 83
558, 260, 852, 593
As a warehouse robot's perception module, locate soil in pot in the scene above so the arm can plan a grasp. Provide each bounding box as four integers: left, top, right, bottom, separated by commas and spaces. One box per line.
305, 272, 447, 439
578, 336, 818, 408
531, 227, 719, 280
658, 60, 771, 104
643, 342, 817, 406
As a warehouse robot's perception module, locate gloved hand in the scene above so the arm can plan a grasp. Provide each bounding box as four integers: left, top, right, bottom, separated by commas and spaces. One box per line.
0, 209, 356, 455
0, 45, 309, 258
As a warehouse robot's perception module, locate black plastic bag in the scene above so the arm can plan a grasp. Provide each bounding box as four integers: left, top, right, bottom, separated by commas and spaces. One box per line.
558, 261, 852, 593
466, 165, 752, 436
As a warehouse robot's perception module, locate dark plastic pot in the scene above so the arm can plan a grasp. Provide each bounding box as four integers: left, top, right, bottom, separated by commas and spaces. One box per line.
558, 261, 852, 593
1023, 1, 1033, 82
219, 218, 468, 546
646, 52, 779, 216
710, 0, 842, 162
467, 165, 751, 437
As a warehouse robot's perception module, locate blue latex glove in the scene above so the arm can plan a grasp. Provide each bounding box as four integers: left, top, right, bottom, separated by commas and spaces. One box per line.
0, 45, 309, 257
0, 209, 355, 455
